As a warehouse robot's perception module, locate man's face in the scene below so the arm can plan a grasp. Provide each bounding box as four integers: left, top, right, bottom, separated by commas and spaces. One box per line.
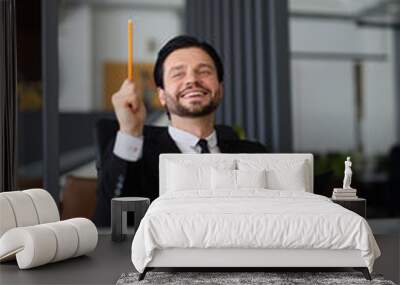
158, 47, 223, 118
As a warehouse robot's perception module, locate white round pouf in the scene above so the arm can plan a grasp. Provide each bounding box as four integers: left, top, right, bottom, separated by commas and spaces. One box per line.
0, 196, 17, 237
42, 221, 79, 262
65, 218, 98, 257
0, 191, 39, 227
0, 226, 57, 269
0, 189, 98, 269
23, 189, 60, 223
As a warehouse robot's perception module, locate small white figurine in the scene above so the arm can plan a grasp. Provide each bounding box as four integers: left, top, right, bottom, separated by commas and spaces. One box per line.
342, 156, 353, 189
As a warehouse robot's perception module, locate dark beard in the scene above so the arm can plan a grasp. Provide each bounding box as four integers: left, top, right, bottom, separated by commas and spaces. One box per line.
164, 92, 221, 118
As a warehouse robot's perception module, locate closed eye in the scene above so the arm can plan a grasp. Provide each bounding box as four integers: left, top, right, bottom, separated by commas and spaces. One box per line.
199, 70, 211, 75
171, 72, 185, 78
197, 66, 214, 76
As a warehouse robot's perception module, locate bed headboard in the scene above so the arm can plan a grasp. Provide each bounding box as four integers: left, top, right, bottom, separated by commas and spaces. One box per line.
159, 153, 314, 195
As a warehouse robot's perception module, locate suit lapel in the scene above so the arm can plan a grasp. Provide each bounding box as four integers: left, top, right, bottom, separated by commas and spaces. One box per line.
144, 127, 181, 165
218, 140, 236, 153
158, 129, 181, 153
216, 131, 235, 153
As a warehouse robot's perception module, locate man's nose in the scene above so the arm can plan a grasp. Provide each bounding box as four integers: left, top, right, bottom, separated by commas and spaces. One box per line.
184, 70, 199, 86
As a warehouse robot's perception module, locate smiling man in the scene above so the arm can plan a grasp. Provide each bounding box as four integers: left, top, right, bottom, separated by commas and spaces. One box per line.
95, 35, 267, 225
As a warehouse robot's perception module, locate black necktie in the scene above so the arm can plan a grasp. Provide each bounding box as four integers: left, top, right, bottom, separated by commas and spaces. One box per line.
197, 139, 210, 153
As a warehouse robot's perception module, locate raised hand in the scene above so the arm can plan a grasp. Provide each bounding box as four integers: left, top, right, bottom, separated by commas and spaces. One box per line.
111, 79, 147, 137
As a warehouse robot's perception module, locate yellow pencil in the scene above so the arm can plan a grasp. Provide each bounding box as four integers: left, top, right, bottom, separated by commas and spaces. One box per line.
128, 19, 133, 80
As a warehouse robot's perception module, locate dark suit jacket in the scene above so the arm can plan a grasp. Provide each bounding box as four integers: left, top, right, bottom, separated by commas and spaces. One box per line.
94, 125, 267, 226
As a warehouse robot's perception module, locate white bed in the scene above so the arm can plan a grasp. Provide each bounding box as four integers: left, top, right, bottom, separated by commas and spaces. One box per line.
131, 154, 380, 280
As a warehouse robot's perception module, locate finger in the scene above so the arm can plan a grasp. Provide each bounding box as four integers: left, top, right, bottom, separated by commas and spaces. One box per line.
121, 79, 136, 92
130, 97, 146, 113
121, 84, 137, 97
125, 95, 142, 111
111, 91, 135, 108
122, 78, 134, 86
122, 91, 141, 105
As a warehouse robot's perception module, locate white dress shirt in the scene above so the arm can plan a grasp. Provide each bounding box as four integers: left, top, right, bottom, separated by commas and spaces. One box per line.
113, 125, 220, 162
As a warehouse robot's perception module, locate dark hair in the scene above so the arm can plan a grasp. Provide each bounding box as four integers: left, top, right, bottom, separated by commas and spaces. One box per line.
153, 35, 224, 88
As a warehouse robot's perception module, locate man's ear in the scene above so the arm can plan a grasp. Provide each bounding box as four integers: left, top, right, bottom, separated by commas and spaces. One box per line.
158, 88, 166, 106
219, 83, 224, 98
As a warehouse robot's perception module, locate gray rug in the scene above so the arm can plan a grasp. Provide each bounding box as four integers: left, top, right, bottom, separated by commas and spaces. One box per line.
116, 272, 396, 285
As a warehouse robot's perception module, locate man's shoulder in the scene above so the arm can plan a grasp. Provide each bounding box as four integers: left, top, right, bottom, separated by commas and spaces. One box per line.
221, 138, 268, 153
236, 139, 268, 153
143, 125, 168, 138
142, 125, 177, 152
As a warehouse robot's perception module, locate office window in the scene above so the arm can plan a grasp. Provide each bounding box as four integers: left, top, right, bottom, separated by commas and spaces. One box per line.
290, 0, 398, 217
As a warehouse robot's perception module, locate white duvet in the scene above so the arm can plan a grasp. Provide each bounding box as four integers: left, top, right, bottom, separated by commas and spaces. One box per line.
131, 190, 380, 273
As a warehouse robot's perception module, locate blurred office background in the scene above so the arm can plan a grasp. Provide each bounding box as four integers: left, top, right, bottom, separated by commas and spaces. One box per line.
2, 0, 399, 281
14, 0, 400, 217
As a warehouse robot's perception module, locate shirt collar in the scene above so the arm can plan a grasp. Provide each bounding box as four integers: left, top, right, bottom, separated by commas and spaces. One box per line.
168, 125, 218, 148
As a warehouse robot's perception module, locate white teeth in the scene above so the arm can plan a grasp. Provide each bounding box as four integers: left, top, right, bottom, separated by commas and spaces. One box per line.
183, 92, 205, 98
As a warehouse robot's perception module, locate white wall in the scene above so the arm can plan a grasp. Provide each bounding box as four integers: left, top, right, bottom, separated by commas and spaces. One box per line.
291, 60, 355, 152
59, 3, 93, 112
291, 19, 387, 54
290, 18, 396, 156
290, 0, 382, 15
363, 52, 397, 155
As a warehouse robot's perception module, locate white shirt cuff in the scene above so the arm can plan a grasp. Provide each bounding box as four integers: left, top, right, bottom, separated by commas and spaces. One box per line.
113, 131, 143, 162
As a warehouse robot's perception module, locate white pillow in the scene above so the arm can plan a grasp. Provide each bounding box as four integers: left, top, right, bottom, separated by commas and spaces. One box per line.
166, 159, 235, 192
211, 168, 267, 190
211, 168, 236, 190
237, 159, 308, 191
237, 169, 267, 189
